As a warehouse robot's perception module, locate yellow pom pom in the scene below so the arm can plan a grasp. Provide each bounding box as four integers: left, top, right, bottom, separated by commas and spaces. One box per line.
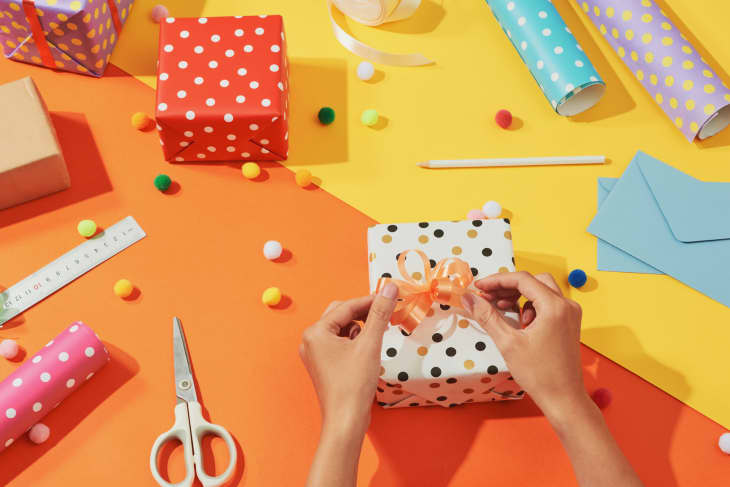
131, 112, 152, 130
262, 287, 282, 306
242, 162, 261, 179
113, 279, 134, 298
77, 219, 97, 237
295, 169, 313, 187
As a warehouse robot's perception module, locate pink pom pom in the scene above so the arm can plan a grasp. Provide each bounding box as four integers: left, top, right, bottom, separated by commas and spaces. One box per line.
495, 109, 512, 129
467, 209, 486, 220
149, 4, 169, 23
0, 339, 19, 359
28, 423, 50, 444
591, 387, 612, 409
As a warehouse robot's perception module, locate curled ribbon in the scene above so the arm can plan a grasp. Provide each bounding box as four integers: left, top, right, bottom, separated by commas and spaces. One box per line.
329, 0, 433, 66
21, 0, 123, 70
375, 249, 473, 332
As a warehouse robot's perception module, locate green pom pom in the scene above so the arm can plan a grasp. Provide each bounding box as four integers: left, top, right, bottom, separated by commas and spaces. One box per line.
77, 219, 97, 237
154, 174, 172, 191
361, 109, 379, 127
317, 107, 335, 125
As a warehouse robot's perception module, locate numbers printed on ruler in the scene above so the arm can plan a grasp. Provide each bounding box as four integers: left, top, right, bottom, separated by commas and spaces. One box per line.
0, 216, 146, 326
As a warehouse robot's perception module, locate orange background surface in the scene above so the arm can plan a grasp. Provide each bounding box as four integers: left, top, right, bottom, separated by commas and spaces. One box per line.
1, 36, 729, 487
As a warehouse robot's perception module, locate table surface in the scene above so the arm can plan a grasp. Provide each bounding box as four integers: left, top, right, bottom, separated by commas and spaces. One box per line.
1, 0, 730, 485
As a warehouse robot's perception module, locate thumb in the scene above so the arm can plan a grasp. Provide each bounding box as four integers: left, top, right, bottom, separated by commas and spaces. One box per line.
360, 282, 398, 344
462, 293, 515, 348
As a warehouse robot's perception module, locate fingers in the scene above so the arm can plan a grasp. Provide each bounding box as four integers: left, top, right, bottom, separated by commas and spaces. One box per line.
360, 282, 398, 341
521, 301, 536, 326
461, 293, 514, 347
319, 296, 375, 334
534, 273, 563, 296
321, 300, 343, 318
476, 271, 559, 309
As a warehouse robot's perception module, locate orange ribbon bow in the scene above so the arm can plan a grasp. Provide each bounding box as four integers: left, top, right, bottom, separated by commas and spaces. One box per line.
375, 249, 474, 333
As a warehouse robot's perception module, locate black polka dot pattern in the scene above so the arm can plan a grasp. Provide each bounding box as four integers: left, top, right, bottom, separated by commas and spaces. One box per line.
475, 341, 486, 351
445, 347, 456, 357
436, 396, 447, 401
446, 378, 457, 384
386, 347, 397, 357
387, 225, 398, 232
433, 229, 444, 238
430, 367, 442, 377
487, 365, 499, 375
400, 328, 410, 337
418, 222, 429, 228
397, 371, 409, 382
472, 220, 483, 227
503, 218, 510, 224
381, 272, 391, 278
429, 259, 436, 268
482, 248, 492, 257
439, 304, 450, 311
471, 267, 478, 276
432, 333, 443, 342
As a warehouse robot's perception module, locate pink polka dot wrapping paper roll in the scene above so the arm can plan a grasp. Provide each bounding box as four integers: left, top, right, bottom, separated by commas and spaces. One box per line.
576, 0, 730, 141
0, 0, 134, 77
0, 322, 109, 452
154, 15, 289, 162
367, 220, 525, 408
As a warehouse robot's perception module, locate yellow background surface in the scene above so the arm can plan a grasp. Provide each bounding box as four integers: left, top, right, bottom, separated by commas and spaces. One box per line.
111, 0, 730, 427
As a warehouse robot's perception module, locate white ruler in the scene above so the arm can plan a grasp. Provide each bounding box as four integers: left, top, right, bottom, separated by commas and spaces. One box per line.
0, 216, 146, 327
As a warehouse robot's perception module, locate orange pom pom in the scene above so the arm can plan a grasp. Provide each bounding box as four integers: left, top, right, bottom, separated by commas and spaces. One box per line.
131, 112, 152, 130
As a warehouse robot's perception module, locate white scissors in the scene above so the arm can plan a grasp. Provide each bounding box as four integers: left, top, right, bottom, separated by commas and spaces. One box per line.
150, 317, 237, 487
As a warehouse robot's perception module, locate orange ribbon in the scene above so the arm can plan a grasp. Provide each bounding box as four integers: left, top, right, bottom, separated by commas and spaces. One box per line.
22, 0, 54, 68
375, 249, 473, 333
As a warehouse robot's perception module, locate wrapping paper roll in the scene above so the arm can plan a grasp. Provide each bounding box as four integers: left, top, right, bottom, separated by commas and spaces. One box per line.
577, 0, 730, 141
486, 0, 606, 115
0, 322, 109, 452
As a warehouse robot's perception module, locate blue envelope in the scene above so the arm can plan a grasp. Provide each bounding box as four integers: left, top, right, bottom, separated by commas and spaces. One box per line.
588, 151, 730, 307
596, 178, 662, 274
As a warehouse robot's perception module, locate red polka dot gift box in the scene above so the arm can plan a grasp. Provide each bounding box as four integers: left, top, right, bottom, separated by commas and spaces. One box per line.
0, 0, 134, 76
367, 219, 525, 408
155, 15, 289, 162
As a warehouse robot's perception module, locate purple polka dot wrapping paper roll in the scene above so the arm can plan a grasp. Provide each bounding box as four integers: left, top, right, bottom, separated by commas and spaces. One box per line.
0, 0, 134, 77
367, 220, 525, 409
485, 0, 606, 116
576, 0, 730, 141
0, 322, 109, 452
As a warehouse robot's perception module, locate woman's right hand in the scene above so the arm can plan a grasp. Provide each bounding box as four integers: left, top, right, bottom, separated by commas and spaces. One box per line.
461, 271, 586, 420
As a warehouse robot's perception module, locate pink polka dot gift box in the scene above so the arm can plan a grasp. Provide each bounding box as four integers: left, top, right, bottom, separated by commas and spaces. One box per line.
0, 322, 109, 452
155, 15, 289, 162
0, 0, 134, 77
367, 219, 525, 408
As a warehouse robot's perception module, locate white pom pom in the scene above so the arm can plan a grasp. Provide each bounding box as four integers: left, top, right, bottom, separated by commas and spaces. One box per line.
356, 61, 374, 81
719, 432, 730, 454
263, 240, 283, 260
482, 200, 502, 218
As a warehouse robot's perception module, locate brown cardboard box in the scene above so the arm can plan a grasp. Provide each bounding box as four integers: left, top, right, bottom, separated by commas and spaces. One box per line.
0, 77, 69, 210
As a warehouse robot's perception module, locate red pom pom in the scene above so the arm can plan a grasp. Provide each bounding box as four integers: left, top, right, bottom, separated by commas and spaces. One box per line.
591, 387, 612, 409
495, 109, 512, 129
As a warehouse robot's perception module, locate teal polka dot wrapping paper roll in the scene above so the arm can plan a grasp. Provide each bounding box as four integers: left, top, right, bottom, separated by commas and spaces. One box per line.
485, 0, 606, 115
576, 0, 730, 141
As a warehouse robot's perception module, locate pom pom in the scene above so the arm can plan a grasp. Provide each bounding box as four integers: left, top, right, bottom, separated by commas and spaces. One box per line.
154, 174, 172, 191
356, 61, 375, 81
242, 162, 261, 179
113, 279, 134, 298
361, 109, 379, 127
719, 432, 730, 454
262, 287, 282, 306
77, 219, 97, 237
295, 169, 313, 187
568, 269, 588, 288
28, 423, 50, 444
149, 4, 169, 23
481, 200, 502, 218
317, 107, 335, 125
495, 109, 512, 129
0, 339, 19, 359
131, 112, 152, 130
591, 388, 612, 409
263, 240, 283, 260
467, 209, 486, 220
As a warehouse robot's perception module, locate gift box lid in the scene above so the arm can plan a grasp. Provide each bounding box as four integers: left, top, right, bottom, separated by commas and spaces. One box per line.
155, 15, 289, 160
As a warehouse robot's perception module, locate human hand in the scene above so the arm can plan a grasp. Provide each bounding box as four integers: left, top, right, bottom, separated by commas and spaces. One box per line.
461, 271, 586, 420
299, 283, 398, 439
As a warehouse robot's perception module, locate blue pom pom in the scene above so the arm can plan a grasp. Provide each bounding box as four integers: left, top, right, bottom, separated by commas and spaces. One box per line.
568, 269, 587, 288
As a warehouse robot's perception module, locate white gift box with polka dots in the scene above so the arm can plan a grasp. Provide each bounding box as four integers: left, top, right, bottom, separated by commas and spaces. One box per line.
368, 219, 525, 408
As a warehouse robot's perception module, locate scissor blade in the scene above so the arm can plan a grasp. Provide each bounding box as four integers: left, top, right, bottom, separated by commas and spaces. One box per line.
172, 317, 198, 404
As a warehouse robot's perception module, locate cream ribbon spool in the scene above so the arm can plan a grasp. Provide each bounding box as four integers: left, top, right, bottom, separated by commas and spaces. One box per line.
329, 0, 433, 66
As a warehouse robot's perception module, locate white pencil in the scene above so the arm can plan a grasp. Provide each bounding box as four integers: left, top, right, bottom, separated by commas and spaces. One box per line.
417, 155, 606, 168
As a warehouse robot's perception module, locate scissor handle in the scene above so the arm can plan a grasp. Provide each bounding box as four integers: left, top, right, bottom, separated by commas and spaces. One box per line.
150, 402, 196, 487
187, 401, 237, 487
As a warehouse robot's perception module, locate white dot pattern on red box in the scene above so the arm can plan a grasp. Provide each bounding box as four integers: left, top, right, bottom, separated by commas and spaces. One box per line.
155, 15, 289, 162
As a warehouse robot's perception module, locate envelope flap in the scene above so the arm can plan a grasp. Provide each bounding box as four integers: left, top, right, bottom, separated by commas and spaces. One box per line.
637, 152, 730, 243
